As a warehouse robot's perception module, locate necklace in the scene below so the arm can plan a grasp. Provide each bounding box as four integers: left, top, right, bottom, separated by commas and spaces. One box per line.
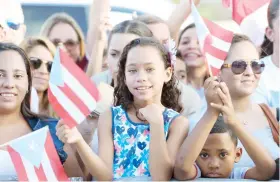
133, 105, 147, 122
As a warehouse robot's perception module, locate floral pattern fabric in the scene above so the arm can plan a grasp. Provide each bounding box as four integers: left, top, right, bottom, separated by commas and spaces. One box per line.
111, 106, 179, 179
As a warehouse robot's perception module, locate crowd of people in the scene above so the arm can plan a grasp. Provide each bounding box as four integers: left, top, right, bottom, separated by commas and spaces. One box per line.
0, 0, 279, 181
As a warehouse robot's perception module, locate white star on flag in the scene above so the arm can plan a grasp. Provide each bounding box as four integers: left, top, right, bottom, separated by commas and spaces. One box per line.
3, 127, 68, 181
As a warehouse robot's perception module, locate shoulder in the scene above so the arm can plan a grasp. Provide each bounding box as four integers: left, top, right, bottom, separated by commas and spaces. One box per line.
165, 108, 180, 120
168, 112, 189, 132
28, 117, 59, 132
230, 167, 250, 179
257, 104, 277, 118
98, 108, 114, 130
91, 70, 111, 85
98, 108, 114, 138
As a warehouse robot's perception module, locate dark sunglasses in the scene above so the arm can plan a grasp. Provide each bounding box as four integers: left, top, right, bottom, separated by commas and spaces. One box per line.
221, 60, 265, 75
29, 57, 53, 73
52, 39, 79, 47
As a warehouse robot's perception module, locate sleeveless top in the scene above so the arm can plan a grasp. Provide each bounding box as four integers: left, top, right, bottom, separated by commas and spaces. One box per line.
111, 106, 179, 180
235, 126, 279, 168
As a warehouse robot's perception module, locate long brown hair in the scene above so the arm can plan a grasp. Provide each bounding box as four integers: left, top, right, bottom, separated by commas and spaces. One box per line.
20, 36, 57, 118
260, 0, 279, 58
114, 37, 182, 112
40, 13, 85, 59
0, 43, 46, 120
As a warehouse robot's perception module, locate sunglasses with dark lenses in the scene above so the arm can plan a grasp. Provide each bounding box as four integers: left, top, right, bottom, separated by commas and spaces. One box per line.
52, 39, 79, 47
221, 60, 265, 75
29, 57, 53, 73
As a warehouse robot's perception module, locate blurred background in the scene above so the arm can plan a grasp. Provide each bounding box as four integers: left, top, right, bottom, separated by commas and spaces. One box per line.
21, 0, 240, 36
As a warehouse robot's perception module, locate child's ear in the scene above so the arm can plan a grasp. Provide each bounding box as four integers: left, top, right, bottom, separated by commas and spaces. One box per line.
164, 67, 172, 83
234, 147, 243, 163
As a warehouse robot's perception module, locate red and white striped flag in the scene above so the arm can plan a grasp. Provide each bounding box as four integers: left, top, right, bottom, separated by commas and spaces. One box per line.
191, 0, 234, 76
223, 0, 270, 46
48, 48, 100, 128
4, 127, 68, 181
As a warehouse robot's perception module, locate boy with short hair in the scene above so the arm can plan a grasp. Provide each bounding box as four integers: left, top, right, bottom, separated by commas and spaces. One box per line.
174, 81, 276, 180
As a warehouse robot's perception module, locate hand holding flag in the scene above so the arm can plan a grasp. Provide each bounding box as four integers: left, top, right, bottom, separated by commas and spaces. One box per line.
56, 120, 83, 144
48, 47, 100, 128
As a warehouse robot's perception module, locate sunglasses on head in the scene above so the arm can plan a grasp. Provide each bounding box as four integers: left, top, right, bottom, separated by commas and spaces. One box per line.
29, 57, 53, 73
52, 39, 79, 47
221, 59, 265, 75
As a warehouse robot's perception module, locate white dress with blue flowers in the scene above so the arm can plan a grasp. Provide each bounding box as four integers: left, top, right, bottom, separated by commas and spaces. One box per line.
111, 106, 179, 180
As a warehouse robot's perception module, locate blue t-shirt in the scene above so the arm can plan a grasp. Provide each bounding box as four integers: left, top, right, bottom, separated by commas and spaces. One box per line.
27, 117, 67, 164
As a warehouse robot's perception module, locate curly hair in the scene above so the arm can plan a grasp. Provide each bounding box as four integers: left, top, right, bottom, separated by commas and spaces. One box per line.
114, 37, 182, 112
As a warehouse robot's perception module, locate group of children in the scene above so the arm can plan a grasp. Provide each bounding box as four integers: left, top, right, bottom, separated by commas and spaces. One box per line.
56, 36, 277, 181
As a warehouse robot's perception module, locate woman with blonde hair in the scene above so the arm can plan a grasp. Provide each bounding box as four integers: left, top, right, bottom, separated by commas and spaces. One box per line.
40, 13, 88, 71
20, 36, 57, 117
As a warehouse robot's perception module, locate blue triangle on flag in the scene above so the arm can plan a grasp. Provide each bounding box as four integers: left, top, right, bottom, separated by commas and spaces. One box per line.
50, 48, 64, 87
9, 127, 49, 168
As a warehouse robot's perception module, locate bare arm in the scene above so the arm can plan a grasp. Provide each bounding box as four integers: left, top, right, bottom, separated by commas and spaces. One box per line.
174, 109, 219, 180
174, 76, 221, 180
211, 82, 276, 180
62, 116, 98, 179
73, 110, 113, 180
64, 116, 99, 179
167, 0, 200, 41
230, 122, 276, 180
63, 144, 85, 178
149, 115, 189, 180
56, 111, 113, 181
86, 0, 110, 77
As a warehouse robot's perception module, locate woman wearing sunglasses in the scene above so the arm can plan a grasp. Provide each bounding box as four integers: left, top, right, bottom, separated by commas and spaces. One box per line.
20, 36, 56, 118
0, 42, 88, 179
40, 13, 88, 72
204, 34, 279, 179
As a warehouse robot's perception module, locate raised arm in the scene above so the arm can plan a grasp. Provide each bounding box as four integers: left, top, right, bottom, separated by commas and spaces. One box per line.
86, 0, 110, 77
211, 82, 276, 180
174, 109, 219, 180
167, 0, 200, 41
174, 77, 221, 180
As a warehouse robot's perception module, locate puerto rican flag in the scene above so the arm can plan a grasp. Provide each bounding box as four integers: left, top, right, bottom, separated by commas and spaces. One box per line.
48, 48, 100, 128
191, 0, 234, 76
223, 0, 270, 46
5, 127, 68, 181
